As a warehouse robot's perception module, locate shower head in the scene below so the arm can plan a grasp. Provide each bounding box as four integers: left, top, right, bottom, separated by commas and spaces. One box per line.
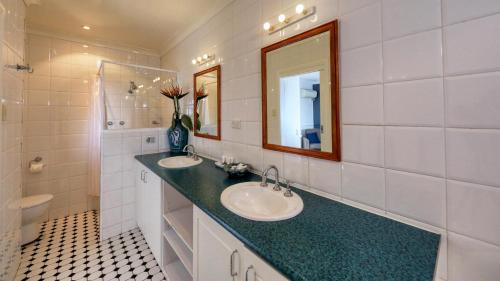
128, 81, 138, 94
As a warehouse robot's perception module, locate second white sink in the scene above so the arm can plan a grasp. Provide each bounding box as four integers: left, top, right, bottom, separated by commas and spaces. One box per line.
220, 182, 303, 221
158, 156, 203, 169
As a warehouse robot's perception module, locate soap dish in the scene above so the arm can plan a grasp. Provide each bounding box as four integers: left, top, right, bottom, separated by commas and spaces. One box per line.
224, 163, 251, 178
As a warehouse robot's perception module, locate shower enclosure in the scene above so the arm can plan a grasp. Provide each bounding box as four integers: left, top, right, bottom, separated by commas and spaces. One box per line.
98, 60, 179, 130
94, 61, 182, 240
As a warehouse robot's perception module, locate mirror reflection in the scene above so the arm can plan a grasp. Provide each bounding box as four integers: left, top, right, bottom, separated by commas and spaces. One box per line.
265, 31, 333, 153
194, 65, 221, 140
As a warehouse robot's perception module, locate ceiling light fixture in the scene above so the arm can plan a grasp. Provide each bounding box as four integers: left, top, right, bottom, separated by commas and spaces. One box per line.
82, 25, 91, 30
82, 44, 88, 48
295, 4, 305, 14
191, 53, 216, 66
262, 4, 316, 34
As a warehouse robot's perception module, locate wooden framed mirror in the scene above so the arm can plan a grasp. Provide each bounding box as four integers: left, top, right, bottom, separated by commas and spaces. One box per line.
261, 21, 340, 161
193, 65, 221, 140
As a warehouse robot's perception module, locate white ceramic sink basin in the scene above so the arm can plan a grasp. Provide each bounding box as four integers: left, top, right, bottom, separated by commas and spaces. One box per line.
220, 182, 303, 221
157, 156, 203, 169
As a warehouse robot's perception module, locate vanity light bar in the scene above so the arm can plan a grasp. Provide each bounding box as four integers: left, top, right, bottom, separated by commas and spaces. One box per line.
191, 54, 216, 66
263, 4, 316, 34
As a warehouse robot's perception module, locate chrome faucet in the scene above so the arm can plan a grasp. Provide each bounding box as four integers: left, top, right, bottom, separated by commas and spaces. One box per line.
260, 165, 281, 191
283, 180, 293, 197
182, 144, 198, 160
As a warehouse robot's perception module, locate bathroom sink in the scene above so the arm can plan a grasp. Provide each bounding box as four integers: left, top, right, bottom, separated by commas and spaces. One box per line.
220, 182, 303, 221
157, 156, 203, 169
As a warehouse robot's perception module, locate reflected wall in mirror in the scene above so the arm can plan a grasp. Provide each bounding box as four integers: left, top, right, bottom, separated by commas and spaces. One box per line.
193, 65, 221, 140
262, 21, 340, 161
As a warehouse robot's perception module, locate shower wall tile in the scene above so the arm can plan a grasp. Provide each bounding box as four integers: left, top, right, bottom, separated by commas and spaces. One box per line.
1, 1, 25, 280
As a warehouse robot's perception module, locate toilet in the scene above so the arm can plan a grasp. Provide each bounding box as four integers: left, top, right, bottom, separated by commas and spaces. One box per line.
21, 194, 53, 245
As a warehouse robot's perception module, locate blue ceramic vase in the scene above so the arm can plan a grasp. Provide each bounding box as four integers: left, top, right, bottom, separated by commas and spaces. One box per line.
167, 117, 188, 153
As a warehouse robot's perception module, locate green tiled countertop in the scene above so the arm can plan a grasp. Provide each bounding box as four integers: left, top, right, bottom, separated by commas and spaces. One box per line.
135, 152, 440, 281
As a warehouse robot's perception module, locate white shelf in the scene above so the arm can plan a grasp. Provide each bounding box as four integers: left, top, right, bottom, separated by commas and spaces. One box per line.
163, 259, 191, 281
163, 206, 193, 250
163, 229, 193, 276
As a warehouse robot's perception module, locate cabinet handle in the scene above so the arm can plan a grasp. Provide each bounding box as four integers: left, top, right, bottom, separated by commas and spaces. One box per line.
143, 171, 148, 183
245, 265, 254, 281
140, 170, 145, 182
230, 250, 239, 277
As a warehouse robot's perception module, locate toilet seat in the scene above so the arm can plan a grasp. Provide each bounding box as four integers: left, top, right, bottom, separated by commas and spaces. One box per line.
21, 194, 54, 209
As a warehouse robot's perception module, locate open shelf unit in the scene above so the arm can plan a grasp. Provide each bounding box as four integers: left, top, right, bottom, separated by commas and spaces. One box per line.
161, 181, 194, 280
163, 206, 193, 250
164, 229, 193, 275
162, 239, 192, 281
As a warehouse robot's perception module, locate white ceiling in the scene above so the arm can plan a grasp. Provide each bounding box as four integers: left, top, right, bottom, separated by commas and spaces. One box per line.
26, 0, 233, 54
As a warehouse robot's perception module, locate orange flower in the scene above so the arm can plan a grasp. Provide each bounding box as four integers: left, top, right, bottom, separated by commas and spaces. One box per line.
160, 82, 188, 100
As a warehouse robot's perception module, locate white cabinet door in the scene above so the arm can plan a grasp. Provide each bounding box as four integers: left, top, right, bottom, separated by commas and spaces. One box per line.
194, 206, 243, 281
143, 167, 162, 263
242, 247, 288, 281
135, 162, 162, 265
135, 163, 145, 231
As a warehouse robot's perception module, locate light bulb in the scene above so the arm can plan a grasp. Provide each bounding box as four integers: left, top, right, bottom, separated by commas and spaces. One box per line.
191, 59, 197, 65
278, 14, 286, 23
263, 22, 271, 31
295, 4, 305, 14
202, 54, 208, 60
197, 57, 202, 62
82, 44, 88, 48
82, 25, 91, 30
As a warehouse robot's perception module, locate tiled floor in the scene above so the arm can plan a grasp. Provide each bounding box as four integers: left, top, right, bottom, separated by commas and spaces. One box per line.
15, 211, 166, 281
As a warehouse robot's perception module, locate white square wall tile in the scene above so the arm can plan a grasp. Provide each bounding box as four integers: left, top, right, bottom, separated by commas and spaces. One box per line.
283, 154, 309, 185
443, 0, 500, 25
382, 0, 441, 40
444, 14, 500, 75
448, 180, 500, 246
383, 29, 443, 82
386, 170, 445, 227
341, 44, 382, 87
446, 129, 500, 187
340, 2, 381, 50
445, 72, 500, 129
262, 150, 283, 176
309, 158, 342, 196
341, 162, 385, 209
342, 125, 384, 167
102, 155, 122, 174
340, 0, 379, 15
384, 78, 444, 126
448, 232, 500, 281
101, 207, 122, 228
385, 127, 445, 177
341, 84, 383, 125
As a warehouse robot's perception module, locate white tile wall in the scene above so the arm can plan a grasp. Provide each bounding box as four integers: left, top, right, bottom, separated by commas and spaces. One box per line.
1, 1, 25, 280
100, 128, 169, 240
161, 1, 500, 280
24, 33, 161, 220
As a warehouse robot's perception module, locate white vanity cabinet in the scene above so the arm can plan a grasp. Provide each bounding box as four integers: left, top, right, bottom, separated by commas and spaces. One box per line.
193, 206, 287, 281
135, 162, 162, 263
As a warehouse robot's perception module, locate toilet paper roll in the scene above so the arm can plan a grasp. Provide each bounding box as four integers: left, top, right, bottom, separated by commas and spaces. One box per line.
29, 162, 44, 173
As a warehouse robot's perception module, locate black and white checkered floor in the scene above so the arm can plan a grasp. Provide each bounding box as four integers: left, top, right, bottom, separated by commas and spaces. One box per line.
15, 211, 166, 281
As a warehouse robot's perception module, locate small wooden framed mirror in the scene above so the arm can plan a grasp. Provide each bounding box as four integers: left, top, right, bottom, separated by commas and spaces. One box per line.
193, 65, 221, 140
261, 21, 340, 161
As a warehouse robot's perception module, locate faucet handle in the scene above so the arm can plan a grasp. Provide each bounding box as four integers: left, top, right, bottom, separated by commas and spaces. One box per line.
283, 180, 293, 197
